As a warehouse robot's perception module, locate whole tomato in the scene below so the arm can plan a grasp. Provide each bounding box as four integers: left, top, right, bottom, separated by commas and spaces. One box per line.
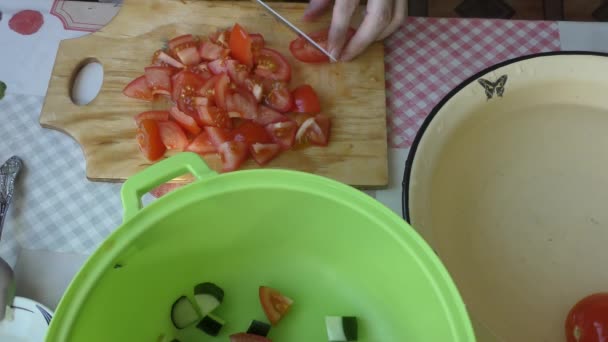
565, 293, 608, 342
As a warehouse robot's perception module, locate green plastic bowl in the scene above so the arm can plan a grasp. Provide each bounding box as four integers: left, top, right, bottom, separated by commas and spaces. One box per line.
46, 152, 475, 341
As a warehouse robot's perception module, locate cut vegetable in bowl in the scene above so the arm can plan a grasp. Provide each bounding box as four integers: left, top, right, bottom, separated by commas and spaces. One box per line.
123, 23, 333, 171
230, 332, 272, 342
196, 313, 225, 336
326, 316, 358, 342
193, 282, 224, 316
259, 286, 293, 326
246, 319, 271, 337
170, 296, 199, 329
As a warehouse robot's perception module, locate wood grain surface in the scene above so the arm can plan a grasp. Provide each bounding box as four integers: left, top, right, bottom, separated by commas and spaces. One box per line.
41, 0, 388, 187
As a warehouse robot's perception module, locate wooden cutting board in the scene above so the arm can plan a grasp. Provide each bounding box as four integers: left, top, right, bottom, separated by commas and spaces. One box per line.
40, 0, 388, 187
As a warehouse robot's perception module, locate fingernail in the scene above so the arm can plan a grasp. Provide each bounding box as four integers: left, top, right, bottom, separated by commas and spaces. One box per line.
328, 48, 340, 62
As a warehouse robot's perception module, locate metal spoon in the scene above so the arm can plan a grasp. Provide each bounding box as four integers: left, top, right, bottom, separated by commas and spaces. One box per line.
0, 156, 23, 321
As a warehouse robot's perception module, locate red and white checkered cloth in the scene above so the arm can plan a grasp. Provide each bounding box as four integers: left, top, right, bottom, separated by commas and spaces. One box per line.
384, 17, 561, 148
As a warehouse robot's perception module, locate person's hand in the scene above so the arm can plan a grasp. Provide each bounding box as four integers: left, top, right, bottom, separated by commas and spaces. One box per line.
303, 0, 406, 61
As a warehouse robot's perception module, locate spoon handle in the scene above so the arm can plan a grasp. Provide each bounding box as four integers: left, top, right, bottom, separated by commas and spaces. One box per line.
0, 156, 23, 240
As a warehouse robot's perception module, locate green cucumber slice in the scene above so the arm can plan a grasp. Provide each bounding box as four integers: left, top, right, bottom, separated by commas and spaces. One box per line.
193, 282, 224, 315
326, 316, 358, 341
171, 296, 199, 329
196, 313, 225, 336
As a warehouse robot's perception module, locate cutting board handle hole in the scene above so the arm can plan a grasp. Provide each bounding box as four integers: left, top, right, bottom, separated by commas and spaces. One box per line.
70, 58, 104, 106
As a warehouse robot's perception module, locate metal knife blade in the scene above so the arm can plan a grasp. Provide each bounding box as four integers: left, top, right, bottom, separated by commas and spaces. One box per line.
251, 0, 337, 62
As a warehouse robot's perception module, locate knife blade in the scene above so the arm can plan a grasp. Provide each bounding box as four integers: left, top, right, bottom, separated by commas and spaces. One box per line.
251, 0, 337, 62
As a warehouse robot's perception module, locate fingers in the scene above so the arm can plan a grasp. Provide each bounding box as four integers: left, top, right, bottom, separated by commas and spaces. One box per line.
303, 0, 333, 21
327, 0, 359, 59
339, 0, 393, 61
378, 0, 406, 40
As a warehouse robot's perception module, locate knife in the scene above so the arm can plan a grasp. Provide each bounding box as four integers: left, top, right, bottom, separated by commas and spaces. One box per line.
251, 0, 338, 62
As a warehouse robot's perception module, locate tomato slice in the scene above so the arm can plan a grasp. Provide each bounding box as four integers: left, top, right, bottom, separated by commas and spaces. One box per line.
134, 111, 169, 126
218, 140, 249, 172
254, 48, 291, 82
187, 63, 213, 80
259, 286, 293, 326
204, 126, 234, 148
168, 34, 195, 51
289, 27, 356, 63
186, 131, 217, 155
265, 120, 297, 150
214, 73, 231, 110
250, 143, 280, 165
233, 121, 272, 145
123, 75, 154, 101
137, 119, 166, 161
265, 82, 293, 113
144, 66, 175, 96
208, 58, 231, 75
309, 114, 331, 146
226, 60, 250, 86
256, 105, 289, 126
169, 106, 201, 135
226, 87, 258, 120
210, 30, 231, 48
565, 293, 608, 342
152, 50, 184, 68
157, 121, 189, 151
199, 74, 221, 98
250, 33, 265, 57
229, 23, 253, 68
229, 333, 272, 342
172, 71, 208, 117
197, 105, 232, 129
286, 112, 314, 126
174, 42, 201, 66
199, 41, 229, 61
292, 84, 321, 113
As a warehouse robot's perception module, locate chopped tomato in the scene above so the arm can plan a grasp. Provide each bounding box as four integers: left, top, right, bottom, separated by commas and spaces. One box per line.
123, 75, 154, 101
226, 87, 258, 120
173, 42, 201, 66
205, 126, 233, 148
199, 41, 229, 61
169, 106, 201, 135
286, 112, 314, 126
226, 60, 250, 86
309, 114, 331, 146
168, 34, 195, 51
266, 121, 297, 150
186, 131, 216, 154
134, 111, 170, 126
565, 293, 608, 342
158, 121, 188, 151
198, 105, 232, 129
137, 119, 166, 161
265, 82, 293, 113
229, 23, 253, 68
250, 143, 280, 165
229, 333, 271, 342
289, 27, 356, 63
208, 58, 231, 75
233, 121, 272, 145
292, 84, 321, 113
152, 50, 184, 68
256, 105, 289, 125
254, 48, 291, 82
210, 30, 231, 48
144, 66, 175, 96
172, 71, 208, 117
199, 74, 221, 98
243, 76, 266, 102
218, 141, 248, 172
259, 286, 293, 326
250, 33, 265, 57
188, 63, 213, 80
214, 73, 231, 110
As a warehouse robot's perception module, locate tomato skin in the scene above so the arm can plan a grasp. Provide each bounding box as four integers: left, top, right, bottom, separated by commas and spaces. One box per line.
254, 48, 291, 82
134, 111, 169, 126
157, 121, 189, 151
292, 84, 321, 113
233, 121, 273, 145
123, 75, 154, 101
168, 34, 195, 51
169, 106, 201, 135
565, 293, 608, 342
136, 119, 166, 161
265, 83, 293, 113
259, 286, 293, 326
186, 131, 216, 155
172, 71, 208, 117
229, 333, 272, 342
229, 23, 253, 68
289, 28, 356, 63
214, 73, 231, 110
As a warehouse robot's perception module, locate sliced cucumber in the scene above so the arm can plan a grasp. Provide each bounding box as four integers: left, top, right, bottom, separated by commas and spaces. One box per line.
193, 282, 224, 316
196, 313, 225, 336
171, 296, 199, 329
246, 319, 271, 337
326, 316, 358, 341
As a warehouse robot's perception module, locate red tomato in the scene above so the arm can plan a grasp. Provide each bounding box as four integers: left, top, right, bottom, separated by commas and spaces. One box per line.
295, 114, 331, 146
289, 28, 356, 63
168, 34, 195, 51
197, 105, 232, 129
233, 121, 272, 145
250, 33, 265, 57
226, 87, 258, 120
250, 143, 280, 166
214, 73, 231, 110
229, 23, 253, 68
199, 74, 221, 98
292, 84, 321, 113
265, 83, 293, 113
186, 131, 216, 155
188, 63, 213, 80
259, 286, 293, 326
218, 141, 249, 172
229, 333, 272, 342
255, 105, 289, 126
172, 71, 208, 117
136, 119, 166, 161
134, 111, 169, 126
144, 66, 175, 96
565, 293, 608, 342
152, 50, 184, 68
169, 106, 201, 135
208, 58, 231, 75
254, 48, 291, 82
204, 126, 234, 148
266, 120, 297, 150
173, 42, 201, 66
286, 112, 314, 126
123, 75, 154, 101
157, 121, 189, 151
210, 30, 231, 48
226, 60, 250, 86
199, 41, 230, 61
